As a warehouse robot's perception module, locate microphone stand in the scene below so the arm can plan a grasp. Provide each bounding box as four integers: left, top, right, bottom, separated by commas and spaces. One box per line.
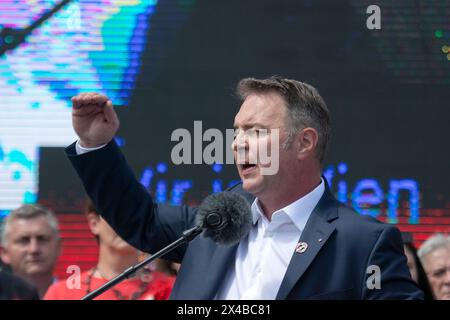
81, 225, 202, 300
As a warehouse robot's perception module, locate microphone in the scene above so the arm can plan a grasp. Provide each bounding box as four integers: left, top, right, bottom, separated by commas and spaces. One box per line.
82, 191, 251, 300
196, 192, 252, 245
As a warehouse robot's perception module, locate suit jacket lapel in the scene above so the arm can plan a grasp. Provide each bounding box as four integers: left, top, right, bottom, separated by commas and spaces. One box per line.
276, 184, 339, 300
197, 180, 339, 299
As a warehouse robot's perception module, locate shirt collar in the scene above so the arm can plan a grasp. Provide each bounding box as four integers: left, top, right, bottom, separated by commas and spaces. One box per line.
251, 178, 325, 231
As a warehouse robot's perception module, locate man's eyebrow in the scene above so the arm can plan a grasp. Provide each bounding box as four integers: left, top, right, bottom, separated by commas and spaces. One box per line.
233, 122, 266, 130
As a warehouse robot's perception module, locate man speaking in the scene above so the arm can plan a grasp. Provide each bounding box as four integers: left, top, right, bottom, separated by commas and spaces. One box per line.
66, 76, 422, 299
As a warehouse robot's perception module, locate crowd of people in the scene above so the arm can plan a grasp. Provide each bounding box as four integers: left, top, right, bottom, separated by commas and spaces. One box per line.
0, 201, 449, 300
0, 202, 177, 300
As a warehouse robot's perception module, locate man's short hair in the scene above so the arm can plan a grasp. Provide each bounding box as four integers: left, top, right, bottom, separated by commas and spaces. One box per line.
85, 198, 100, 243
236, 76, 331, 164
418, 233, 450, 265
85, 198, 98, 216
1, 204, 59, 245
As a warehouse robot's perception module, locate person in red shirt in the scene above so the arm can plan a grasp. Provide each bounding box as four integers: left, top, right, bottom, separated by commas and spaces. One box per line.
44, 200, 175, 300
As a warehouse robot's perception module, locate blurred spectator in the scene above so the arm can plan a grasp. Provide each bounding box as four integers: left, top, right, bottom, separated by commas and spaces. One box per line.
0, 205, 60, 298
154, 258, 180, 277
0, 269, 40, 300
401, 232, 433, 300
418, 233, 450, 300
44, 200, 175, 300
0, 256, 8, 272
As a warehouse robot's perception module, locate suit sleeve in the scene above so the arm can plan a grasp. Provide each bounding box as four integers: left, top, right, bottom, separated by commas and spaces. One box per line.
66, 140, 197, 263
362, 225, 424, 300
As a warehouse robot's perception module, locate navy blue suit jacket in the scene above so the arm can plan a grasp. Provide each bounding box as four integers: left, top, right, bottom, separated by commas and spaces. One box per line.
66, 141, 423, 299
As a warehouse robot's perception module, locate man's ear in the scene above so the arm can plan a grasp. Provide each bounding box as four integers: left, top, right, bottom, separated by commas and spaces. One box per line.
86, 212, 100, 236
0, 245, 11, 265
296, 127, 319, 160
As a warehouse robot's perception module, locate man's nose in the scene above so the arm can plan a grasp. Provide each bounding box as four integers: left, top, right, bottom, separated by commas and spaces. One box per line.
233, 131, 248, 152
27, 238, 41, 254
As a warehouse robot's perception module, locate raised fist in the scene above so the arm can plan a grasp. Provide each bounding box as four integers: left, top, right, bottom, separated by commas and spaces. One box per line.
71, 92, 119, 148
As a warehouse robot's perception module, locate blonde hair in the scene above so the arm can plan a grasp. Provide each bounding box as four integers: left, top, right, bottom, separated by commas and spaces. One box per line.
418, 233, 450, 266
1, 204, 59, 245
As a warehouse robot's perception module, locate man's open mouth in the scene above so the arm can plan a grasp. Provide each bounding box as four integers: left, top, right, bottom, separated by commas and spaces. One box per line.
240, 163, 257, 174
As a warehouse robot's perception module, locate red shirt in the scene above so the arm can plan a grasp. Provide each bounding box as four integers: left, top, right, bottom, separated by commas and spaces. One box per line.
44, 270, 175, 300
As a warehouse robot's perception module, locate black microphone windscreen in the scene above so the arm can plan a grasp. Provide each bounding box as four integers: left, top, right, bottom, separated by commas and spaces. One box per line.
196, 191, 252, 245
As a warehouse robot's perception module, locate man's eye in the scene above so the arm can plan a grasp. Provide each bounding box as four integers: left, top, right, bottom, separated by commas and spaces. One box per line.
247, 128, 261, 136
38, 235, 51, 243
16, 238, 29, 245
255, 128, 269, 136
433, 269, 446, 278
